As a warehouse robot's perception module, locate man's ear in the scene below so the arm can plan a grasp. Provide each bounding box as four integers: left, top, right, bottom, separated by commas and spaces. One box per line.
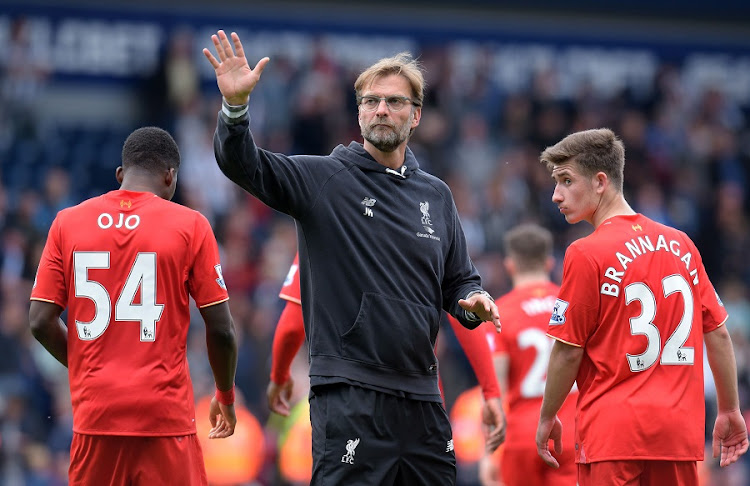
115, 166, 124, 185
595, 172, 608, 193
411, 106, 422, 128
165, 168, 176, 187
503, 256, 515, 277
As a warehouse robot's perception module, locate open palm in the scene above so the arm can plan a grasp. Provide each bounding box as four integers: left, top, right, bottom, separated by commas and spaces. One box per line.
203, 30, 269, 106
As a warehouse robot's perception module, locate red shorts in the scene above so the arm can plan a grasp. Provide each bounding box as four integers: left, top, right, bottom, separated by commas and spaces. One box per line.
69, 433, 207, 486
501, 447, 576, 486
578, 460, 698, 486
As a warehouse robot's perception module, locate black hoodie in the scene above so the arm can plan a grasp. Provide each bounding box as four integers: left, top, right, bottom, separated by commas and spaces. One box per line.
215, 110, 486, 397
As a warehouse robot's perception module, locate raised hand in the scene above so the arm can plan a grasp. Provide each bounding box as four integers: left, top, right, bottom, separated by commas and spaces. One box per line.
202, 30, 270, 105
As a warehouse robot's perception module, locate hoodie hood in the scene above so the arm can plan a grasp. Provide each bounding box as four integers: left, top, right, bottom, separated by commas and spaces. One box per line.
331, 142, 420, 179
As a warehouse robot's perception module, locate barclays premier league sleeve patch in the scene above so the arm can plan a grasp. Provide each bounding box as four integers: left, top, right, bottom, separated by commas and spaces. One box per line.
214, 264, 227, 290
549, 298, 569, 325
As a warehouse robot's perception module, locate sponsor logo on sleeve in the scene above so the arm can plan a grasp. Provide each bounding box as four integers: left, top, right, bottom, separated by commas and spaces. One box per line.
214, 264, 227, 290
549, 298, 569, 325
283, 264, 298, 287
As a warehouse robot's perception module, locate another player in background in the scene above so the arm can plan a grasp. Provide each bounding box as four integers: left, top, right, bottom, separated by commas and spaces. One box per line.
205, 31, 500, 485
478, 223, 576, 486
29, 127, 239, 485
267, 253, 506, 452
535, 128, 748, 486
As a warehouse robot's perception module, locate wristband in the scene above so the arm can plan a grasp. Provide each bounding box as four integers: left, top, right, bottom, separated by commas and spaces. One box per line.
221, 98, 249, 119
464, 289, 494, 322
215, 384, 235, 406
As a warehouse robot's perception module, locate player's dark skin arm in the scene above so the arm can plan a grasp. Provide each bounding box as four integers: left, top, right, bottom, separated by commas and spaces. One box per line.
201, 301, 239, 439
29, 301, 68, 367
200, 301, 238, 391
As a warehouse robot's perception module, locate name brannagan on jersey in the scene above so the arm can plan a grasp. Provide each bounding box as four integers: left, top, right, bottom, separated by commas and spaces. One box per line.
598, 232, 700, 298
546, 213, 727, 464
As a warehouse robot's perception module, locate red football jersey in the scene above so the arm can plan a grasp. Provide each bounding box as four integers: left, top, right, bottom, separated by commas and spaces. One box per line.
31, 190, 229, 436
279, 254, 301, 304
547, 214, 728, 463
492, 281, 577, 451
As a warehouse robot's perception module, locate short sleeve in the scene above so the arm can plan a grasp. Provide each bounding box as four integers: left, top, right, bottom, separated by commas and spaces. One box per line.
694, 253, 728, 332
547, 244, 599, 347
279, 254, 301, 304
30, 215, 67, 307
187, 214, 229, 308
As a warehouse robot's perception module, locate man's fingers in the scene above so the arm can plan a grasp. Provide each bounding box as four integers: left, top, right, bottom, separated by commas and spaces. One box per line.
555, 436, 564, 454
218, 30, 235, 59
211, 34, 225, 61
253, 57, 270, 76
538, 448, 560, 468
231, 32, 246, 60
203, 48, 220, 69
713, 436, 720, 459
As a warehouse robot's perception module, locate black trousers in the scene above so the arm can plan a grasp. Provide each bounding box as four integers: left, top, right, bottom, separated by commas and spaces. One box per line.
309, 383, 456, 486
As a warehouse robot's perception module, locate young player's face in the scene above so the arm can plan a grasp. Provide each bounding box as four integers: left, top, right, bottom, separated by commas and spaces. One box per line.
550, 161, 601, 225
358, 74, 421, 153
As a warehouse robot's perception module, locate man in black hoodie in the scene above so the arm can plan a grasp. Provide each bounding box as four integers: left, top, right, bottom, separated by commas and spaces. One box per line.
204, 30, 502, 485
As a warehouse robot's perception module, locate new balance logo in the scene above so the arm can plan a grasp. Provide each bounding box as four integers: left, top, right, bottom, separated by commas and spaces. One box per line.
446, 439, 454, 452
361, 197, 376, 217
341, 438, 360, 464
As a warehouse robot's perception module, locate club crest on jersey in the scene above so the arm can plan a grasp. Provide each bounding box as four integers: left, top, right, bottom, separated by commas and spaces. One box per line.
632, 224, 642, 231
417, 201, 440, 241
214, 264, 227, 290
549, 298, 569, 325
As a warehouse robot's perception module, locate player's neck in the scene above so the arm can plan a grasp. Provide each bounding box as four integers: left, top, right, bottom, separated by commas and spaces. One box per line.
363, 140, 407, 170
119, 174, 161, 197
119, 182, 157, 195
591, 193, 635, 228
512, 272, 551, 288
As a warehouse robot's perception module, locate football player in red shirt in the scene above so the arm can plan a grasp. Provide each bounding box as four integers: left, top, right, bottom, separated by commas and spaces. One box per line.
29, 127, 239, 486
479, 223, 577, 486
267, 252, 506, 453
535, 128, 748, 486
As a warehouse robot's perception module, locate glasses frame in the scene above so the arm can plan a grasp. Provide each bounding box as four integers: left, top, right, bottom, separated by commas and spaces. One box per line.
357, 95, 421, 112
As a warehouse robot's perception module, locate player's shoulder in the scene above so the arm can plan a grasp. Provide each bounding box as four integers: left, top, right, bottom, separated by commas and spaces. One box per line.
55, 194, 106, 220
157, 198, 210, 223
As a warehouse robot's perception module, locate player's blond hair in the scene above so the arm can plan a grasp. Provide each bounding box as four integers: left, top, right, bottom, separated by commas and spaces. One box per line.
354, 52, 425, 107
539, 128, 625, 193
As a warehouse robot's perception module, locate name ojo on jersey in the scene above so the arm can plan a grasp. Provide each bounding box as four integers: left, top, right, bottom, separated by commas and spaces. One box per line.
601, 234, 698, 297
97, 212, 140, 230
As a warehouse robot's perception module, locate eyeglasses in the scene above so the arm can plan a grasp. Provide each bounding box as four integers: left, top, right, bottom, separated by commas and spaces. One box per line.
357, 95, 420, 112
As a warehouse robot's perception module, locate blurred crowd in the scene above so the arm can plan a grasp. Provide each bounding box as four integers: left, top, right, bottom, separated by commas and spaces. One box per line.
1, 14, 750, 486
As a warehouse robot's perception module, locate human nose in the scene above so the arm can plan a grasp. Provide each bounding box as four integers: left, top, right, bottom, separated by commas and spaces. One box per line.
375, 98, 390, 115
552, 185, 563, 203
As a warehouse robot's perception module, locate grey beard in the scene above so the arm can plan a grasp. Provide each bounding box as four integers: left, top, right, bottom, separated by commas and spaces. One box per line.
363, 130, 402, 152
361, 118, 411, 153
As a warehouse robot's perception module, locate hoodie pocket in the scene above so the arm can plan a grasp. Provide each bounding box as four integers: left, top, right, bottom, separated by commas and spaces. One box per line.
341, 292, 440, 374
